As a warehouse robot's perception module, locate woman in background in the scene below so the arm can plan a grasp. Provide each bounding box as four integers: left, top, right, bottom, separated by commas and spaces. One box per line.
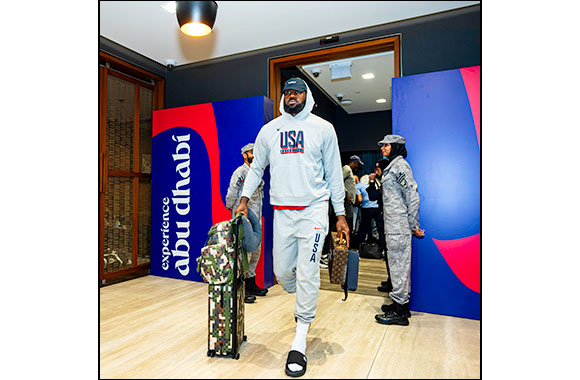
367, 134, 424, 326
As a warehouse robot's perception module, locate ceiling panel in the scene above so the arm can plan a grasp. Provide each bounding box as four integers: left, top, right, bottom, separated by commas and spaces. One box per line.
99, 1, 480, 66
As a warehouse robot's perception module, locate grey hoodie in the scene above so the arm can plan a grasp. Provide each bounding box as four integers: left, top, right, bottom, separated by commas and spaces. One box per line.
241, 82, 345, 215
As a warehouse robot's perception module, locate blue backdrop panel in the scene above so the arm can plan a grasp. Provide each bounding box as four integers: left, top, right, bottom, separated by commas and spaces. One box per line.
151, 128, 212, 282
151, 96, 274, 286
392, 68, 480, 319
212, 97, 274, 288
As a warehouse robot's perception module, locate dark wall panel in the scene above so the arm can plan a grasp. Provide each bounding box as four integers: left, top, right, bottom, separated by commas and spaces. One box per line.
335, 109, 392, 152
167, 54, 268, 106
400, 8, 481, 75
99, 36, 166, 78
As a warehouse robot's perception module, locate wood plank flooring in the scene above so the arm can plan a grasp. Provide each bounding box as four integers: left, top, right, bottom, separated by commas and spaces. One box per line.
100, 275, 480, 379
320, 257, 390, 298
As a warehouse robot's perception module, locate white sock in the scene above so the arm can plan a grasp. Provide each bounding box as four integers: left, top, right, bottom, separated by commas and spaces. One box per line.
288, 320, 309, 372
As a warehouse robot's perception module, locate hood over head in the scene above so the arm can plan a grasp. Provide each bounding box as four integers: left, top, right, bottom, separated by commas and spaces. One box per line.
279, 78, 315, 120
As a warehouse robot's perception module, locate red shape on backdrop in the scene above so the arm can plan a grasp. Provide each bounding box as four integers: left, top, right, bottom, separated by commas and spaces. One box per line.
152, 104, 231, 225
432, 234, 480, 293
460, 66, 481, 150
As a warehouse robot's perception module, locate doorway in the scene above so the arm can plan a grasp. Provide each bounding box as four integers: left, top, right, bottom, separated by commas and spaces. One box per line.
269, 35, 400, 117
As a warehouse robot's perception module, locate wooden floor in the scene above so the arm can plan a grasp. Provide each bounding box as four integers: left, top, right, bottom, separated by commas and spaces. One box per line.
100, 276, 480, 379
320, 257, 390, 297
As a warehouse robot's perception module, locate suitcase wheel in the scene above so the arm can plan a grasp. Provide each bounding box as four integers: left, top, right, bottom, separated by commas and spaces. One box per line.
243, 335, 247, 341
234, 352, 240, 360
207, 350, 215, 357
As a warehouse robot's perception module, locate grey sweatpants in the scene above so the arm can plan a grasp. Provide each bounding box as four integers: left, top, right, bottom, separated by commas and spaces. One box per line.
273, 201, 329, 324
386, 233, 412, 305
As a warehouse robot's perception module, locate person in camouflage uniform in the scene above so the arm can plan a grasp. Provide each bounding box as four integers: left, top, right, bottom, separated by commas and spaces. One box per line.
225, 143, 268, 300
368, 134, 425, 326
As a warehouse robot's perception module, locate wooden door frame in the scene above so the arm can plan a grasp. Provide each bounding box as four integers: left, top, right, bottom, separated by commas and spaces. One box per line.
99, 52, 165, 283
268, 35, 400, 118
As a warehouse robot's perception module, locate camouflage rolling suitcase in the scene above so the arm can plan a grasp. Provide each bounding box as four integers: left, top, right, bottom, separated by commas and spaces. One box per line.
196, 215, 249, 359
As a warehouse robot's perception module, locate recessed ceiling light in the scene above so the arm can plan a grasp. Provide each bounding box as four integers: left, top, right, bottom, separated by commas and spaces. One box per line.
376, 98, 387, 103
161, 1, 176, 14
362, 73, 375, 80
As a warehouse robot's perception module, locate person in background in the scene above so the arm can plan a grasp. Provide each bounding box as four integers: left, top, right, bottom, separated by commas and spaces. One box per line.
368, 134, 425, 326
352, 175, 361, 242
321, 156, 363, 268
356, 174, 387, 259
342, 155, 363, 234
225, 143, 268, 303
235, 77, 349, 377
366, 164, 392, 294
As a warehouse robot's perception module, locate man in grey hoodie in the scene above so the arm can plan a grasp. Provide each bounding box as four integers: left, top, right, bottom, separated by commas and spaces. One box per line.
236, 77, 349, 377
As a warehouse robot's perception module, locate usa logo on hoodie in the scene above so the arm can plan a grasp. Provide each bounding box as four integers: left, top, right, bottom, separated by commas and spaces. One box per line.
280, 130, 304, 154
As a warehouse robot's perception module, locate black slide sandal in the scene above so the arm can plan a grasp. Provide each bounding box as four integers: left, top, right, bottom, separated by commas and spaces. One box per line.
285, 350, 307, 377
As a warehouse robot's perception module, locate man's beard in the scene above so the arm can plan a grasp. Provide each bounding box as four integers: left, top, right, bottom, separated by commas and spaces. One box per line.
247, 157, 253, 164
284, 100, 305, 115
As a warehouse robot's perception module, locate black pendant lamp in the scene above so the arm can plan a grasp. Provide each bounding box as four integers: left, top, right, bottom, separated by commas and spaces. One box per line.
176, 1, 218, 37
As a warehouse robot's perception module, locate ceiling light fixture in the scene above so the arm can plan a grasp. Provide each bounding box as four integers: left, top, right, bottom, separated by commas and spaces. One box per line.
376, 98, 387, 103
176, 1, 218, 37
362, 73, 375, 79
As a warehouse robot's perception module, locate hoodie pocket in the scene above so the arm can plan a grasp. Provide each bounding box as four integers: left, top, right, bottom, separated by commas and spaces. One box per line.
271, 164, 315, 201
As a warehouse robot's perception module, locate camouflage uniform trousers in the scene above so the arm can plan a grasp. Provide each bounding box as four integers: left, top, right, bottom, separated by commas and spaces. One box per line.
385, 233, 412, 305
246, 243, 261, 278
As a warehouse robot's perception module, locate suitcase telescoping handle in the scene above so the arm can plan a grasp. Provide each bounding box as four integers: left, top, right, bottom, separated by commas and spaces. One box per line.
231, 216, 240, 358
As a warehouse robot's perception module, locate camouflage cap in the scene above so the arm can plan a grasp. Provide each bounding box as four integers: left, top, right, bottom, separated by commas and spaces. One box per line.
377, 134, 405, 146
241, 143, 254, 155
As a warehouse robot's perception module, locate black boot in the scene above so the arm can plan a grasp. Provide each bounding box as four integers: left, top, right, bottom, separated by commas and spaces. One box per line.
381, 302, 411, 318
375, 302, 409, 326
377, 279, 393, 293
246, 276, 268, 297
